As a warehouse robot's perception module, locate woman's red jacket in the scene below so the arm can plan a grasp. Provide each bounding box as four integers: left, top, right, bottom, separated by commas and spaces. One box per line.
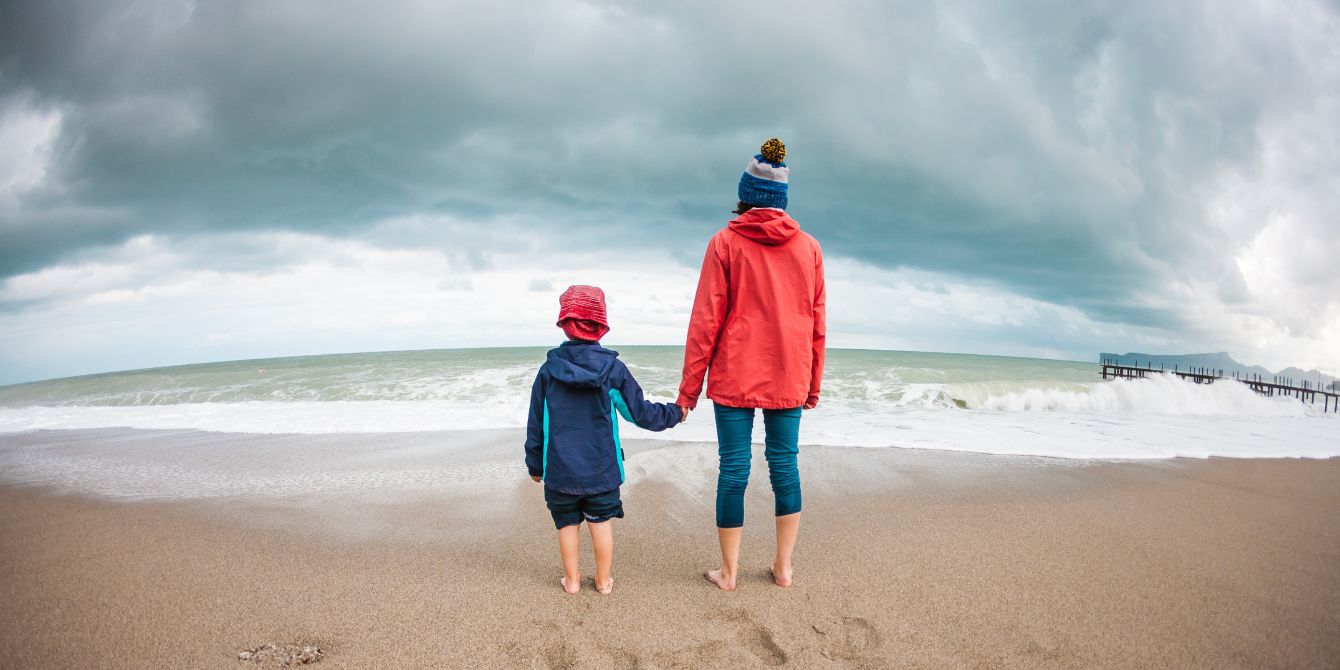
678, 207, 826, 410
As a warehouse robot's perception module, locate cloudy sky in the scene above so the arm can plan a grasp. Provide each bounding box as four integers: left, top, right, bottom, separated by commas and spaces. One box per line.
1, 0, 1338, 385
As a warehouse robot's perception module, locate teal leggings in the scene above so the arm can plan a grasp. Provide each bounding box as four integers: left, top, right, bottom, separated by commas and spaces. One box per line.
714, 404, 802, 528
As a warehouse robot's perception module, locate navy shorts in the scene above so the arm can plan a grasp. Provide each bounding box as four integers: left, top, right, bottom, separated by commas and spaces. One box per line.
544, 486, 624, 529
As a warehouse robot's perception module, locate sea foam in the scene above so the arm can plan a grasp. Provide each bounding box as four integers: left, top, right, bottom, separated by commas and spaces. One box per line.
962, 373, 1314, 417
0, 349, 1334, 460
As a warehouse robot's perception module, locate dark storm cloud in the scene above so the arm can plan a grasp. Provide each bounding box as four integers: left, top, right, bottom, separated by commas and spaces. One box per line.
2, 0, 1337, 332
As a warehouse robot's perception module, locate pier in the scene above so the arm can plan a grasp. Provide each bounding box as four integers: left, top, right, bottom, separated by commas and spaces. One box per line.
1099, 358, 1339, 413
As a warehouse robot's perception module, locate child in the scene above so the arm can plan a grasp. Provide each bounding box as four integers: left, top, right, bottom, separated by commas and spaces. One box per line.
525, 285, 686, 595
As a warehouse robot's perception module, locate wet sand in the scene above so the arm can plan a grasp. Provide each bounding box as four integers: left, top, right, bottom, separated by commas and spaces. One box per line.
1, 429, 1338, 668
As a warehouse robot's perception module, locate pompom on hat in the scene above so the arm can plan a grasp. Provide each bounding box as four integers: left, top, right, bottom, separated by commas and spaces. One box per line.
737, 138, 789, 210
556, 284, 610, 342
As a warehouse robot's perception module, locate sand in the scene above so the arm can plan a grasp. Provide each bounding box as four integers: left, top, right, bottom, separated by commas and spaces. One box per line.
1, 429, 1338, 668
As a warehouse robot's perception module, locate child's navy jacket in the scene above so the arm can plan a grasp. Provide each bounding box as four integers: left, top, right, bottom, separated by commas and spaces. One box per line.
526, 341, 683, 495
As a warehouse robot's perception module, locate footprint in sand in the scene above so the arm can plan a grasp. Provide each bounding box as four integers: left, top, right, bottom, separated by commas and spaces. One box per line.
812, 615, 883, 662
542, 640, 577, 670
651, 640, 730, 668
710, 608, 788, 666
738, 619, 788, 666
502, 623, 579, 670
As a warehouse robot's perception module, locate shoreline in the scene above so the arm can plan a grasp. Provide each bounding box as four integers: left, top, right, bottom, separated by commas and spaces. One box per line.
1, 430, 1338, 668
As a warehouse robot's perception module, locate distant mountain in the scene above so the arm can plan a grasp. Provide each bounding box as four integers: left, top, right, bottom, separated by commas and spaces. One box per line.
1100, 351, 1337, 389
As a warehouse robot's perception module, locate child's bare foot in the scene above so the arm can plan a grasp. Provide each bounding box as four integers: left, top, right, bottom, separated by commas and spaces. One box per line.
595, 576, 614, 595
770, 564, 793, 588
704, 568, 736, 591
560, 576, 580, 594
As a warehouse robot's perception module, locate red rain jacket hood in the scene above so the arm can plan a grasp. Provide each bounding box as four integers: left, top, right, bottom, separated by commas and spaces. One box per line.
728, 207, 800, 245
678, 208, 826, 410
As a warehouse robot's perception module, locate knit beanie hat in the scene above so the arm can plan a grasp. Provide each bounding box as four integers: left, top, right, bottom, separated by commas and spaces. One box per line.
556, 285, 610, 342
737, 138, 789, 210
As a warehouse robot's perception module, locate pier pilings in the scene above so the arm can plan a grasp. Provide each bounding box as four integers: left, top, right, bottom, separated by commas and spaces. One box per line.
1098, 358, 1338, 413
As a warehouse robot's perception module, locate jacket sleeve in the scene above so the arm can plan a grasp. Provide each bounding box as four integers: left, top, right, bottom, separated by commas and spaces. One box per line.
678, 234, 729, 409
615, 363, 684, 431
807, 243, 827, 408
524, 371, 546, 477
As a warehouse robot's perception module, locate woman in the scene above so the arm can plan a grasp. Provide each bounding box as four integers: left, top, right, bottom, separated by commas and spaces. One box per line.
677, 138, 826, 591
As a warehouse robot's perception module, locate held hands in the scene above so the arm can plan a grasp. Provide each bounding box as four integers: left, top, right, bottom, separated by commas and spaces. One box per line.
530, 475, 541, 483
677, 404, 691, 424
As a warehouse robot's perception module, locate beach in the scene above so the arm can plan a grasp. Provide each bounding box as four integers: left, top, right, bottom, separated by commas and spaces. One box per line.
2, 428, 1338, 668
7, 1, 1340, 667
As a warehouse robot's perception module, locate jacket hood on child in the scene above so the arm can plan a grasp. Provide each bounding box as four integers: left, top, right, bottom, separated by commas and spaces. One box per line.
728, 207, 800, 246
544, 343, 618, 389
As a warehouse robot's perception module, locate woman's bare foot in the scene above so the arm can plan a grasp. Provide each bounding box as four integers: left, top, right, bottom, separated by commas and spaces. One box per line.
560, 576, 579, 594
595, 576, 614, 595
770, 564, 793, 587
704, 568, 736, 591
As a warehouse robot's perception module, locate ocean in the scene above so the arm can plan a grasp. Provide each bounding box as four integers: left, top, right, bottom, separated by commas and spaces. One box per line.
0, 347, 1333, 460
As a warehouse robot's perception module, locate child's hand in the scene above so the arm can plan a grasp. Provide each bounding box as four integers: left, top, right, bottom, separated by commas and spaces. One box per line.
677, 405, 691, 424
530, 475, 542, 483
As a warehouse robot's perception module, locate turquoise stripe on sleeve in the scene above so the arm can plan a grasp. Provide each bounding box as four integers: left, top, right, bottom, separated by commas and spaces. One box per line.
608, 389, 628, 483
542, 400, 550, 481
610, 388, 634, 422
